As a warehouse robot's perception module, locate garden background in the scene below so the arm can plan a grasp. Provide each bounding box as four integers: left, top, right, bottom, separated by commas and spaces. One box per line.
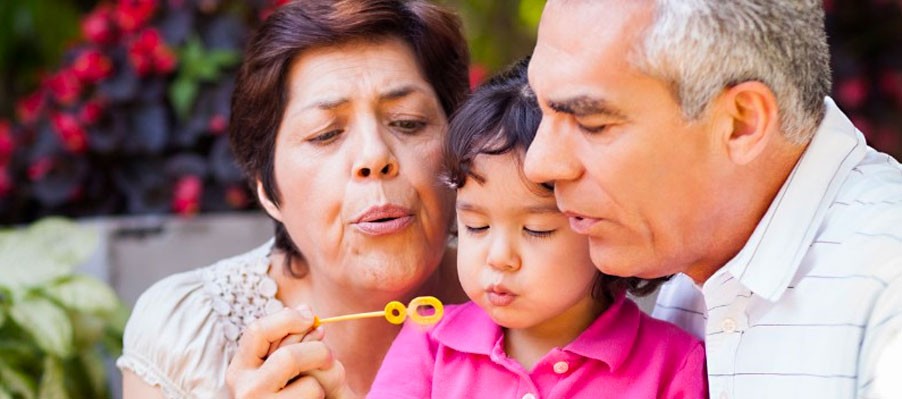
0, 1, 899, 398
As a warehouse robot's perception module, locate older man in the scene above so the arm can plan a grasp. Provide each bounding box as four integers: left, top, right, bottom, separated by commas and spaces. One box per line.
524, 1, 902, 398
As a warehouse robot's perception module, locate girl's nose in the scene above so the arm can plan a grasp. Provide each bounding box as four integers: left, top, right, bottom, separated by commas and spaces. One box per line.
486, 234, 521, 272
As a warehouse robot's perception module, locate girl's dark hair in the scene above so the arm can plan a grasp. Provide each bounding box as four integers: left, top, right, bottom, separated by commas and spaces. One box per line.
229, 0, 470, 273
444, 57, 668, 302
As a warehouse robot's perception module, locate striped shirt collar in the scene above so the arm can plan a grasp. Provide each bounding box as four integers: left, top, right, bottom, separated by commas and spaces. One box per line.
716, 97, 868, 302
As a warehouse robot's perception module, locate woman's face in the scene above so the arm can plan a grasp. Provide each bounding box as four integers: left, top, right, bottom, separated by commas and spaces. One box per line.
261, 38, 454, 294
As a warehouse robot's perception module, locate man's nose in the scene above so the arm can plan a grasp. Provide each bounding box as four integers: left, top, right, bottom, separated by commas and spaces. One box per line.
524, 117, 582, 184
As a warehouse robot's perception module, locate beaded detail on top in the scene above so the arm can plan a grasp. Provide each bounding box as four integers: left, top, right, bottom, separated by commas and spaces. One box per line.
201, 243, 285, 348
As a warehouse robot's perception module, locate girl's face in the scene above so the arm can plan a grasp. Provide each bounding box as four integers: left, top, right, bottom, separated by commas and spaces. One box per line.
456, 151, 599, 330
260, 37, 455, 295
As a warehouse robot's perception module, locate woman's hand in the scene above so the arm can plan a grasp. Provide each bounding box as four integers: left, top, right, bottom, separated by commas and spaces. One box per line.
226, 306, 358, 398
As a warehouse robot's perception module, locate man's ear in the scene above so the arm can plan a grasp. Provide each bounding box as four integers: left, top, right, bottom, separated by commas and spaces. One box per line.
256, 180, 283, 222
717, 81, 780, 165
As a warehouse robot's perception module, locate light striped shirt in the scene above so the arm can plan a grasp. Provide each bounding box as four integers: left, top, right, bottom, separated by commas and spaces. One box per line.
653, 98, 902, 399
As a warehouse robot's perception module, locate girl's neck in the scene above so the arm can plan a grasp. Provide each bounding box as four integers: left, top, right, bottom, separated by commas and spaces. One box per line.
504, 295, 606, 371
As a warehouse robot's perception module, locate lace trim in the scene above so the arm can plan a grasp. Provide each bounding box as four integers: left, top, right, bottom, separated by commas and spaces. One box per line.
116, 353, 190, 399
201, 240, 284, 350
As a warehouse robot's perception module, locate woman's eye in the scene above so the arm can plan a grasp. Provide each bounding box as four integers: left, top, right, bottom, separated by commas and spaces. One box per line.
524, 227, 555, 238
309, 130, 342, 144
390, 119, 426, 134
464, 225, 488, 235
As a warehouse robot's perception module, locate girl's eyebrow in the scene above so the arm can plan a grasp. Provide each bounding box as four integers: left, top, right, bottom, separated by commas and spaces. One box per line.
456, 202, 484, 213
525, 204, 562, 214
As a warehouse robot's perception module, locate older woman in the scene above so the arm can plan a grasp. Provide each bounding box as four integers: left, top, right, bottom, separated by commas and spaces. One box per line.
117, 0, 470, 397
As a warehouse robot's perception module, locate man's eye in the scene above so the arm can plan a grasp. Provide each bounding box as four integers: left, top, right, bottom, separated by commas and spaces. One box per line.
578, 124, 608, 134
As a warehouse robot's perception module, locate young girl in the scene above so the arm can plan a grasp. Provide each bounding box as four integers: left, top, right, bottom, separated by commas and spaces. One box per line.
367, 59, 707, 398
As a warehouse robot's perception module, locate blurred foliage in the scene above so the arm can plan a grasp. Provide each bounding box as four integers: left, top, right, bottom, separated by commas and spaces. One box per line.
0, 217, 127, 399
0, 0, 899, 226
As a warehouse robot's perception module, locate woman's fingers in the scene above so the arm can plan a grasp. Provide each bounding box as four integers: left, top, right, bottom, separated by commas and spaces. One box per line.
280, 375, 326, 399
305, 360, 358, 399
259, 341, 335, 387
233, 305, 317, 368
270, 326, 325, 356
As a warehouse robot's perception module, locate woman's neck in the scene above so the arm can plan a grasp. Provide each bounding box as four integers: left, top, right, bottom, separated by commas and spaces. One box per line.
504, 295, 605, 371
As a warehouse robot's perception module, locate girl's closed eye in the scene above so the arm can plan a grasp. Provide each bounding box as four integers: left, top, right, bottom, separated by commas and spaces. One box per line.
463, 225, 489, 235
524, 226, 555, 238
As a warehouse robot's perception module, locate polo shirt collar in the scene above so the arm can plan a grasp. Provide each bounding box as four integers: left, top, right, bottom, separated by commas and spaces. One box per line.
720, 97, 868, 302
433, 293, 641, 372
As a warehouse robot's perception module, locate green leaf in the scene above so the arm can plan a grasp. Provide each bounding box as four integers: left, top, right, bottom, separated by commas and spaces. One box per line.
0, 218, 98, 290
517, 0, 545, 30
0, 386, 14, 399
9, 297, 73, 358
169, 76, 199, 121
44, 276, 119, 315
37, 357, 67, 399
78, 350, 107, 396
0, 358, 36, 399
207, 49, 241, 67
0, 306, 6, 329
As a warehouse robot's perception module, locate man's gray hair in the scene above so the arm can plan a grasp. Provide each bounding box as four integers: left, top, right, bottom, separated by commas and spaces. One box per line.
631, 0, 831, 143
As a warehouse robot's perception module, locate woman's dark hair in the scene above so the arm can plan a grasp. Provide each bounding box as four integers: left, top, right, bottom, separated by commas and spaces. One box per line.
444, 57, 668, 303
229, 0, 470, 273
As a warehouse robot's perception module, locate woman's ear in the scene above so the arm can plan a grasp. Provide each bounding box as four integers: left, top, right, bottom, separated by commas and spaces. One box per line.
256, 180, 283, 222
718, 81, 780, 165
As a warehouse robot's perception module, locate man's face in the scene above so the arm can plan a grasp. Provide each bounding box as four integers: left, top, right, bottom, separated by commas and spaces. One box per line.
525, 0, 732, 280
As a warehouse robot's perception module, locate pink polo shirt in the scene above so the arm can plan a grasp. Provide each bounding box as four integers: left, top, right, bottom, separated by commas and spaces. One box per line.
368, 293, 707, 398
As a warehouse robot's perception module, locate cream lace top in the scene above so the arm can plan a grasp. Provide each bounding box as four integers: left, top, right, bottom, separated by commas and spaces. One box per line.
116, 240, 284, 398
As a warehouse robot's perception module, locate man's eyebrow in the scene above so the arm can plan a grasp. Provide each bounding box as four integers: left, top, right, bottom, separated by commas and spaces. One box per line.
547, 96, 626, 119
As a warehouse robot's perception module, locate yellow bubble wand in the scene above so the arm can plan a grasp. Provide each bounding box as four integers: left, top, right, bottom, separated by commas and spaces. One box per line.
311, 296, 444, 328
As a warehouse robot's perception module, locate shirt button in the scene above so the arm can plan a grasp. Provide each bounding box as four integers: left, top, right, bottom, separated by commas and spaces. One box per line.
522, 394, 536, 399
553, 361, 570, 374
721, 318, 737, 333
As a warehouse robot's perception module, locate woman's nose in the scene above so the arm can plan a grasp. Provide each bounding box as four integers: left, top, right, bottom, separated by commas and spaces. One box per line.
353, 128, 399, 179
486, 234, 521, 272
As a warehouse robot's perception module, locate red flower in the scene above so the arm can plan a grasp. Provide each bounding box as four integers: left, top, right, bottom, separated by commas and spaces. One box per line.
128, 28, 177, 76
44, 69, 82, 106
0, 166, 12, 198
72, 49, 114, 84
51, 112, 89, 153
172, 175, 203, 216
225, 184, 249, 208
879, 69, 902, 103
28, 157, 55, 181
469, 64, 488, 89
82, 5, 116, 45
79, 99, 105, 125
0, 121, 14, 166
115, 0, 158, 33
208, 114, 227, 135
16, 91, 45, 125
836, 76, 869, 109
